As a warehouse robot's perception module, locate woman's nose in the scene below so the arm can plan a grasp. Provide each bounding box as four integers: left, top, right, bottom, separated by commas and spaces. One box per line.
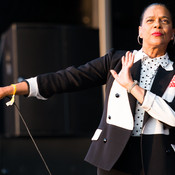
154, 20, 162, 28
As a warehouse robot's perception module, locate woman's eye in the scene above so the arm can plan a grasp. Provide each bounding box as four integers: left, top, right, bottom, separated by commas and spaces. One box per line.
162, 19, 169, 24
146, 19, 153, 23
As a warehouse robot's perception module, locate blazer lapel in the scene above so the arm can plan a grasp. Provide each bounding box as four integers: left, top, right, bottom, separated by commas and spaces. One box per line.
151, 65, 175, 96
128, 60, 141, 116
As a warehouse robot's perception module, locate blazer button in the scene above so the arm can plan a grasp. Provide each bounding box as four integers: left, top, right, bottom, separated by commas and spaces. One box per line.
115, 93, 120, 98
103, 138, 107, 143
108, 115, 111, 119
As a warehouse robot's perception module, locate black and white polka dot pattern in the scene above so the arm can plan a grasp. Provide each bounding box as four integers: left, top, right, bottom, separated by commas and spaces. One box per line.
132, 54, 169, 136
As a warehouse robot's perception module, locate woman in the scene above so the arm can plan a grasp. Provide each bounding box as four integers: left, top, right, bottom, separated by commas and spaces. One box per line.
0, 3, 175, 175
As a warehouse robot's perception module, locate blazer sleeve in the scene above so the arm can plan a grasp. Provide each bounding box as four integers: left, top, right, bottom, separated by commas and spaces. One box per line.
141, 91, 175, 127
36, 49, 123, 98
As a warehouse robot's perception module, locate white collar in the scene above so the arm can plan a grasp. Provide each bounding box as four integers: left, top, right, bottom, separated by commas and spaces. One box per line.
133, 49, 174, 71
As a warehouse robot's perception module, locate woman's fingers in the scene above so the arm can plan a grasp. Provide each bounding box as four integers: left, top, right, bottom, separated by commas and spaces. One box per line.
122, 51, 134, 68
110, 70, 119, 80
121, 56, 125, 65
110, 51, 134, 88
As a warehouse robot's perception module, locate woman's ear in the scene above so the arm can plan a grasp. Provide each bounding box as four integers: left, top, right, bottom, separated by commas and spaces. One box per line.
138, 26, 143, 39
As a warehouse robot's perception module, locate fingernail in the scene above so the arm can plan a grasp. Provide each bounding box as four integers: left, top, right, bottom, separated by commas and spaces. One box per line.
110, 70, 114, 74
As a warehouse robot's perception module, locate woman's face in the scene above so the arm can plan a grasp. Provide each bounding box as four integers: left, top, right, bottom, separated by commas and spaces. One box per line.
139, 5, 174, 49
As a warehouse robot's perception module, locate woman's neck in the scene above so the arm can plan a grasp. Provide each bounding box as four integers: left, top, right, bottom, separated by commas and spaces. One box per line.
142, 46, 167, 58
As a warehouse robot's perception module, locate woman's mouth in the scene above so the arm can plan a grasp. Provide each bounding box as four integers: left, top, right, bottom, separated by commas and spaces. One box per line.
152, 32, 163, 36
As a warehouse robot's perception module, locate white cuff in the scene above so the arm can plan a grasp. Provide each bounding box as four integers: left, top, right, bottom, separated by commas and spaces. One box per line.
26, 77, 47, 100
141, 91, 156, 111
141, 91, 175, 127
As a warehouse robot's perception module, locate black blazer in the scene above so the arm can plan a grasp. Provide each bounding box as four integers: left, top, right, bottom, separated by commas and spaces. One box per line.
36, 49, 175, 175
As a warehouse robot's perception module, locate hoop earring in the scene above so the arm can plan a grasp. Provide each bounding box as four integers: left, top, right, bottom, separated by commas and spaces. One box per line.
173, 36, 175, 45
137, 35, 142, 45
170, 34, 175, 45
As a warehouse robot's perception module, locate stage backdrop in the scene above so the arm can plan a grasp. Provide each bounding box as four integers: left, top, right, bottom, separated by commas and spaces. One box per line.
0, 23, 103, 137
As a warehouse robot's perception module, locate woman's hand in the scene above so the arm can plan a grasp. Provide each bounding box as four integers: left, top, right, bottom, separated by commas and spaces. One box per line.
110, 51, 134, 90
110, 51, 145, 103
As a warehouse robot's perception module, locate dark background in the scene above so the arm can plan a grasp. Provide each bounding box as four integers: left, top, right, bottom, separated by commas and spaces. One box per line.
0, 0, 174, 50
0, 1, 101, 174
0, 0, 174, 175
0, 0, 88, 37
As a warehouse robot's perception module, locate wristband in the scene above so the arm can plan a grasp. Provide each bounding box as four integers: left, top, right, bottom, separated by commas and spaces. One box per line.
6, 84, 17, 106
127, 80, 138, 93
11, 84, 17, 95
